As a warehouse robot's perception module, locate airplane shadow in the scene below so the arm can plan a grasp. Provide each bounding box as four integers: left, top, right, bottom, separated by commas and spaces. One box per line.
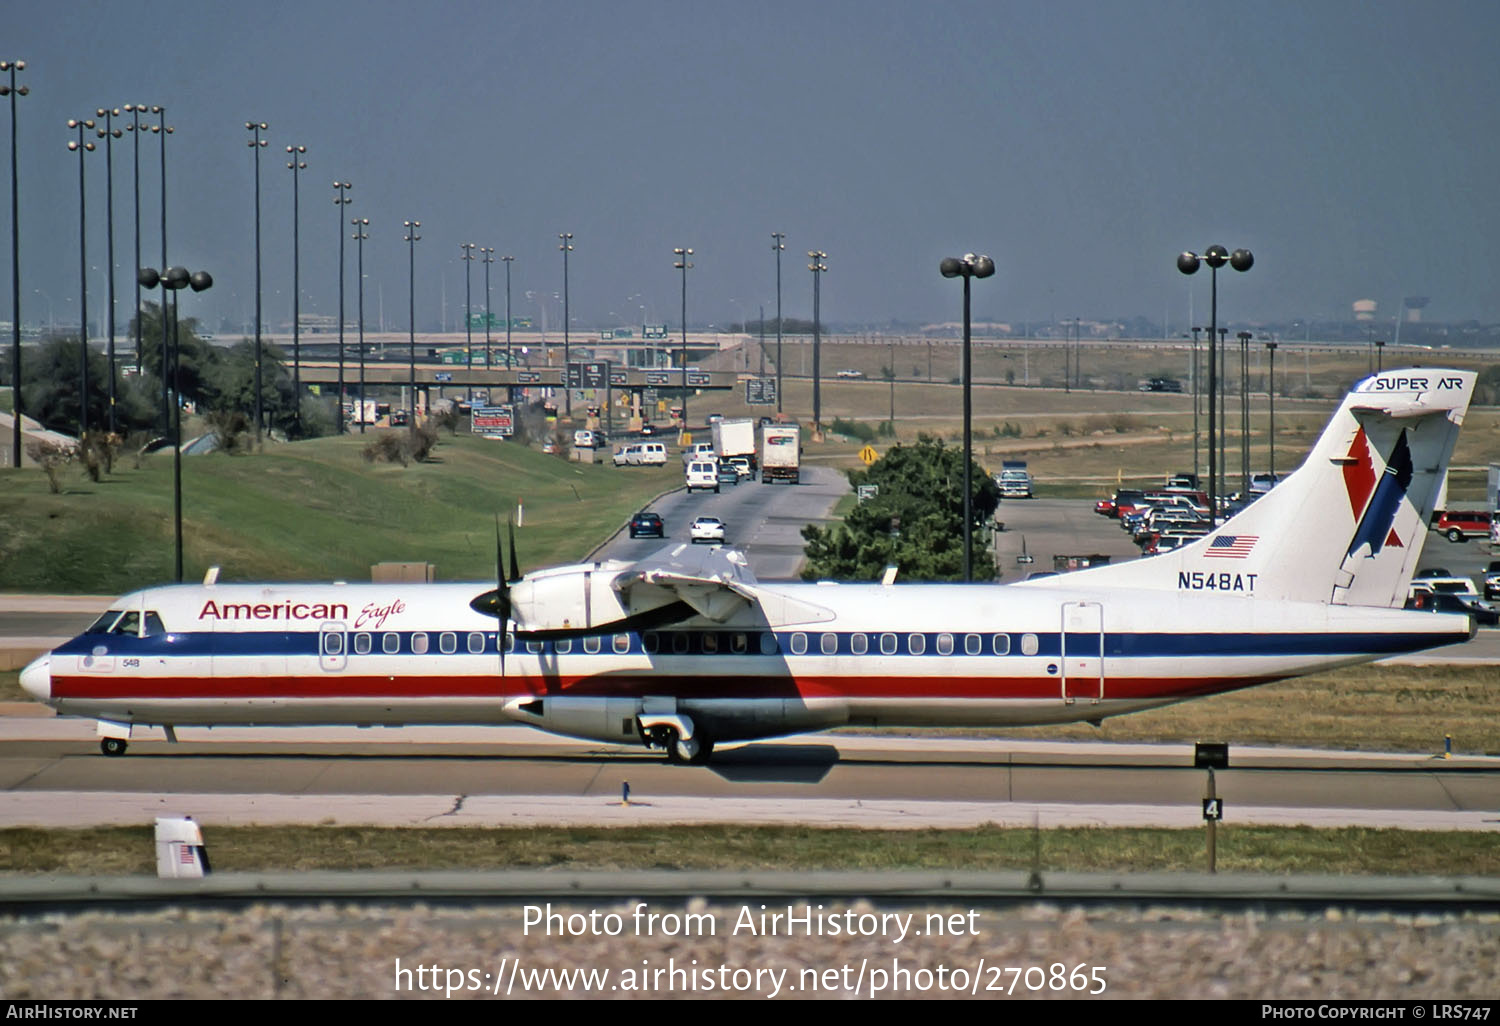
707, 742, 840, 783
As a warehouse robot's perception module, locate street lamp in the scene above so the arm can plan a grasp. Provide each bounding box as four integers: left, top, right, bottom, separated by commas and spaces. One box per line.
121, 104, 147, 378
139, 265, 211, 583
67, 117, 96, 437
480, 247, 494, 372
1265, 339, 1278, 483
352, 216, 368, 434
246, 121, 268, 443
559, 233, 573, 416
404, 220, 420, 432
332, 181, 352, 433
502, 255, 515, 400
285, 144, 307, 431
808, 251, 827, 436
772, 231, 785, 414
1, 60, 26, 469
94, 110, 122, 435
150, 108, 170, 432
1237, 330, 1252, 495
1177, 244, 1253, 520
674, 247, 692, 433
1190, 325, 1202, 479
940, 253, 996, 582
461, 242, 476, 401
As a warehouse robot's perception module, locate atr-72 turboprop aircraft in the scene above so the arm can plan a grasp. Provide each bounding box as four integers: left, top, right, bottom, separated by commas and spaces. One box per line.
20, 369, 1479, 763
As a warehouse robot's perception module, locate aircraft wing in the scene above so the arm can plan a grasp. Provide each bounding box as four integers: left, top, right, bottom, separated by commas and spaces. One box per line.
613, 542, 761, 622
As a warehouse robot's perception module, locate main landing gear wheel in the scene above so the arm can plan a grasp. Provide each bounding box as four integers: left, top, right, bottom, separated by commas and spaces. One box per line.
666, 734, 715, 766
100, 737, 128, 757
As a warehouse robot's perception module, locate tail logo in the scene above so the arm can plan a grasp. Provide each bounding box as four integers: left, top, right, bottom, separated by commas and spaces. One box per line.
1344, 429, 1414, 559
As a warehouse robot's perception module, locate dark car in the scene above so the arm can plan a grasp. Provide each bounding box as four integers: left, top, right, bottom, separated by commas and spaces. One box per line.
1405, 590, 1500, 626
639, 423, 658, 437
628, 511, 664, 539
716, 462, 740, 487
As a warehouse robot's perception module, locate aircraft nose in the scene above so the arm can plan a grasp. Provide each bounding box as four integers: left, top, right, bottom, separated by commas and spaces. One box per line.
19, 655, 51, 703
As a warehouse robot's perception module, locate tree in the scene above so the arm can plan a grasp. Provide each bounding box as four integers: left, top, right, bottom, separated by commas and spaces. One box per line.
801, 434, 1000, 581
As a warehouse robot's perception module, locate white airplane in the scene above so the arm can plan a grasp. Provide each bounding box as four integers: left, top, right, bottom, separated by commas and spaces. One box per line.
19, 368, 1479, 764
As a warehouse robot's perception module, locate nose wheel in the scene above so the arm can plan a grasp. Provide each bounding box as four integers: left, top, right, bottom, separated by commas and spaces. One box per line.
100, 737, 128, 758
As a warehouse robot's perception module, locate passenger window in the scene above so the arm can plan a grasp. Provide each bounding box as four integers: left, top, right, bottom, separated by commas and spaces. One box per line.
411, 633, 429, 655
908, 633, 926, 655
936, 633, 954, 656
992, 634, 1010, 655
614, 634, 631, 654
965, 634, 981, 656
143, 612, 165, 637
556, 639, 572, 655
880, 633, 897, 655
354, 633, 372, 655
1021, 633, 1039, 656
820, 633, 838, 655
526, 639, 543, 654
851, 634, 868, 655
382, 633, 400, 654
323, 632, 345, 656
439, 632, 457, 655
672, 633, 690, 655
759, 633, 779, 655
467, 632, 485, 654
584, 636, 601, 654
790, 633, 807, 655
703, 633, 719, 654
644, 633, 660, 654
731, 633, 748, 654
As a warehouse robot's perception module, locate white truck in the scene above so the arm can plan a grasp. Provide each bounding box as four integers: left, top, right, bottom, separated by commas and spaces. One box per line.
760, 423, 801, 484
711, 418, 757, 474
997, 460, 1033, 498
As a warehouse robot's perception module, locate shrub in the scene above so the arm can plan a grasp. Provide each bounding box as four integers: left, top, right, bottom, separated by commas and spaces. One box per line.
25, 439, 77, 493
363, 431, 409, 466
204, 409, 252, 455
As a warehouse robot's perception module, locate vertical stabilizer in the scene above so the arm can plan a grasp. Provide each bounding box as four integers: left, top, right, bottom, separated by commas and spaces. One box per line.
1041, 369, 1474, 607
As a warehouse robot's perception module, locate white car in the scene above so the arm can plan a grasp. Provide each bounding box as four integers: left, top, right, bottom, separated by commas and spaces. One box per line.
689, 516, 726, 544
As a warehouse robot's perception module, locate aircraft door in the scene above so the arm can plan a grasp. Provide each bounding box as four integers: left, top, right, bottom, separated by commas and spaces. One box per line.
319, 621, 348, 673
1061, 601, 1104, 703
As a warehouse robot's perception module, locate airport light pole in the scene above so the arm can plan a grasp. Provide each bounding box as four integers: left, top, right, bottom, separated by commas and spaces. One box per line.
122, 104, 145, 377
559, 233, 573, 416
1237, 330, 1252, 495
95, 110, 122, 435
153, 109, 170, 433
941, 253, 997, 582
809, 251, 827, 437
352, 216, 368, 433
139, 265, 211, 583
480, 247, 494, 371
285, 144, 307, 432
461, 242, 476, 402
1265, 339, 1277, 483
772, 231, 785, 414
332, 181, 351, 434
2, 60, 26, 469
1374, 338, 1385, 373
404, 220, 420, 433
1177, 245, 1252, 520
674, 247, 692, 433
1190, 326, 1202, 481
67, 117, 96, 437
246, 121, 268, 444
502, 255, 514, 400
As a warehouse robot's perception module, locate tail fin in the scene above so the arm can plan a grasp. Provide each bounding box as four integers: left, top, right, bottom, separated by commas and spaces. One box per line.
1052, 369, 1475, 607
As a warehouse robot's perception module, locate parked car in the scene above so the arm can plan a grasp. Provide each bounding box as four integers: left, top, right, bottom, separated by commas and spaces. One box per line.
1484, 562, 1500, 601
1431, 510, 1493, 543
628, 511, 664, 539
689, 516, 726, 544
1405, 590, 1500, 626
835, 368, 864, 379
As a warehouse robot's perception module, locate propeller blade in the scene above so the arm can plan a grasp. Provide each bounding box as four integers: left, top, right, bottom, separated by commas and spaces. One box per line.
507, 518, 521, 583
496, 516, 507, 677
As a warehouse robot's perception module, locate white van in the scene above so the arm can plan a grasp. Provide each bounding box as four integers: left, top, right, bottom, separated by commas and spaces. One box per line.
613, 442, 667, 467
681, 441, 716, 465
685, 459, 719, 493
573, 429, 596, 450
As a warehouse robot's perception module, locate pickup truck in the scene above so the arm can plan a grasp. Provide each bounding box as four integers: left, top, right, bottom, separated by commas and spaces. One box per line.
1431, 510, 1493, 543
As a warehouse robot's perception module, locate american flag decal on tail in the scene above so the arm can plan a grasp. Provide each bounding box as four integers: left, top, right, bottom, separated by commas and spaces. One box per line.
1205, 534, 1258, 558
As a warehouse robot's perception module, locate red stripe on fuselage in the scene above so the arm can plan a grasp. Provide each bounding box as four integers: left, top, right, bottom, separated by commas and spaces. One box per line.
50, 672, 1274, 703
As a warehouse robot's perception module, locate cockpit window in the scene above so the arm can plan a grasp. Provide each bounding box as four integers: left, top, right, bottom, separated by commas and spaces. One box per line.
143, 612, 165, 637
111, 611, 141, 636
86, 610, 124, 634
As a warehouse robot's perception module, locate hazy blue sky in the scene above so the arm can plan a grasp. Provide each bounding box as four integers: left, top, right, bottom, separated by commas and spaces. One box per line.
6, 0, 1499, 335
